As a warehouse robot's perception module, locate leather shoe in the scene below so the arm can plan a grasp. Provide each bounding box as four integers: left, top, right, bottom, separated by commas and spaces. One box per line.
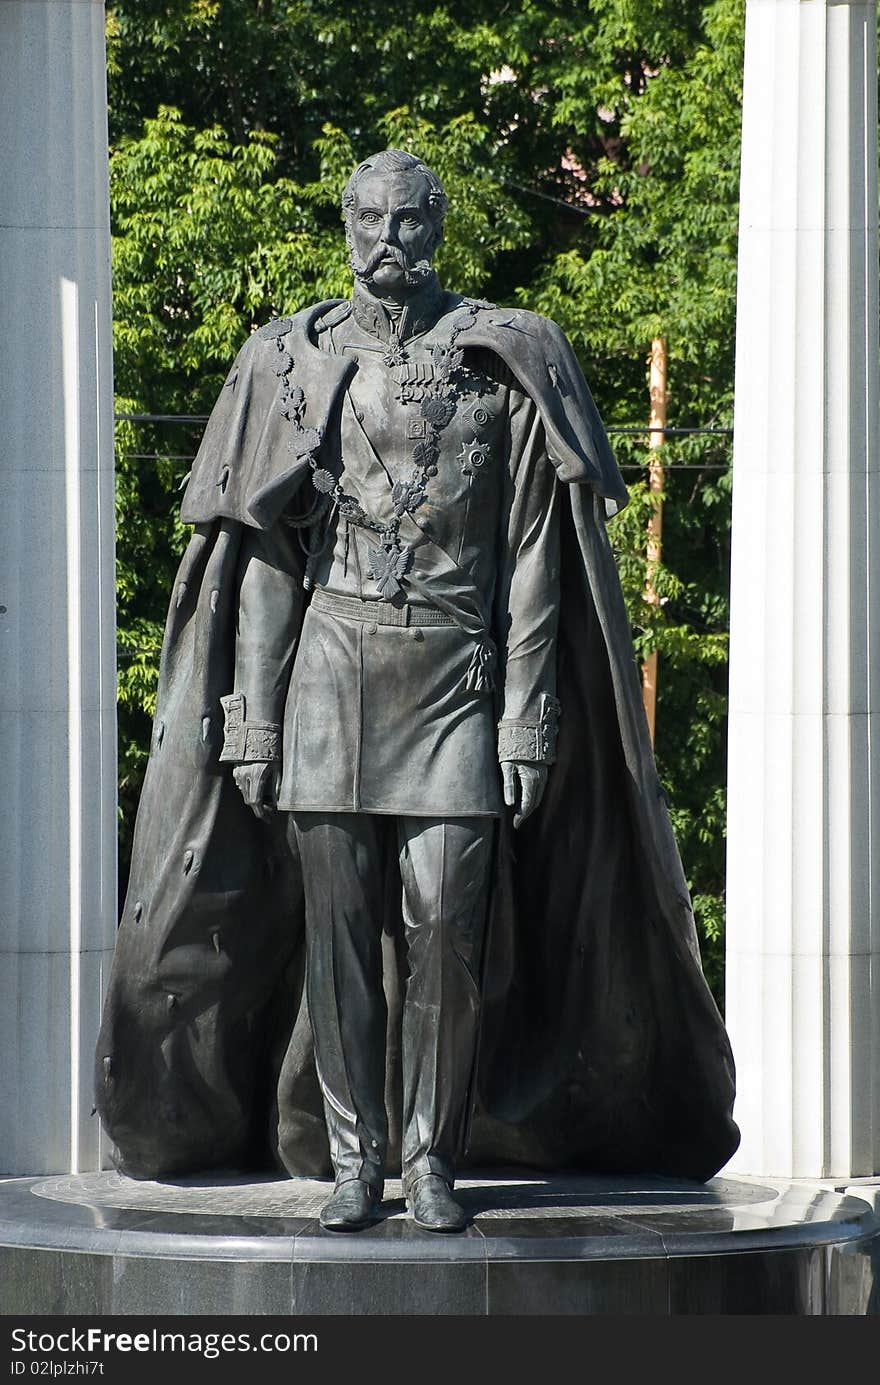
319, 1179, 381, 1231
407, 1175, 468, 1232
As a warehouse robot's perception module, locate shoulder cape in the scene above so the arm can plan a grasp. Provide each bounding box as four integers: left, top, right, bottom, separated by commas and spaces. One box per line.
178, 298, 630, 531
95, 300, 739, 1182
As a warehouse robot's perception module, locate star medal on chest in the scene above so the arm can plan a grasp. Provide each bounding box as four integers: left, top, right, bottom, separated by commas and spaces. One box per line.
382, 337, 408, 369
458, 440, 492, 476
369, 532, 414, 601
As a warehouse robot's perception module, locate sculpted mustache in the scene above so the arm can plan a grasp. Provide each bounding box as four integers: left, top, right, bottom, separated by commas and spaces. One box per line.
363, 242, 408, 275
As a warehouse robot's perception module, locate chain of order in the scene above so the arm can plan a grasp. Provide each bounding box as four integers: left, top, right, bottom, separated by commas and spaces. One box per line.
289, 300, 484, 595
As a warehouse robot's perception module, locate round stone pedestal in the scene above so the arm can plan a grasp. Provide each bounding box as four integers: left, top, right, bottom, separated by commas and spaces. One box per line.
0, 1171, 877, 1315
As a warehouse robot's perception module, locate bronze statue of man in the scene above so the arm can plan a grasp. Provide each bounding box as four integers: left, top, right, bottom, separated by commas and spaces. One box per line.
225, 149, 563, 1230
95, 151, 739, 1230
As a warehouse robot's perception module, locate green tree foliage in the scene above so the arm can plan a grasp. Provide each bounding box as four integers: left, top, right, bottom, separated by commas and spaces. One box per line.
110, 0, 744, 1001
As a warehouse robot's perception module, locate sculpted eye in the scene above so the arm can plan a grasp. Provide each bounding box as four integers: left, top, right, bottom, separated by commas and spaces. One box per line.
359, 211, 381, 225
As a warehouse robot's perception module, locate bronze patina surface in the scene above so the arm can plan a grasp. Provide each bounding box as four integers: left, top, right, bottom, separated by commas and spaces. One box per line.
95, 151, 739, 1232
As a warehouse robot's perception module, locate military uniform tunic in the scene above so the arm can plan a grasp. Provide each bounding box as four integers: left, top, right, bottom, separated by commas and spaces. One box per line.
253, 285, 562, 816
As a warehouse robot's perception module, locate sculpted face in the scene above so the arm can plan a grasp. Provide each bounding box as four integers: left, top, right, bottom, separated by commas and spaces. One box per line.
349, 168, 440, 296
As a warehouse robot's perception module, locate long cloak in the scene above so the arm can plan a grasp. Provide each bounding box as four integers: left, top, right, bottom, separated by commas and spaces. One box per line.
95, 300, 739, 1183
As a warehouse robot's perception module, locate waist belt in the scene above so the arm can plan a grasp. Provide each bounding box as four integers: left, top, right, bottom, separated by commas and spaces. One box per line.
310, 587, 457, 628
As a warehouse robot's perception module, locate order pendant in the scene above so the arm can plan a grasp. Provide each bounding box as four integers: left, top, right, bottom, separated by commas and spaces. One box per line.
368, 538, 413, 601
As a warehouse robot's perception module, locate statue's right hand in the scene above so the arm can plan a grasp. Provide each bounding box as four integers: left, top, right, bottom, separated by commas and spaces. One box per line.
232, 763, 279, 822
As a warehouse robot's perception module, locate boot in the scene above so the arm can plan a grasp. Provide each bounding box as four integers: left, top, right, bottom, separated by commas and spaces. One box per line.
407, 1174, 468, 1232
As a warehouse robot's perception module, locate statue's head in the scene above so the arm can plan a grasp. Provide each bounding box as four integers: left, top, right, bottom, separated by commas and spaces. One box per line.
342, 149, 447, 296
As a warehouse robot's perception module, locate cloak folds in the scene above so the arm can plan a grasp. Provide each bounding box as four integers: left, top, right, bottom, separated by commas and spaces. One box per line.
95, 301, 739, 1183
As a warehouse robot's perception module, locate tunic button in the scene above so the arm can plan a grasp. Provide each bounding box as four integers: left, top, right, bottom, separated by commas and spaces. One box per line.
411, 628, 424, 642
365, 622, 377, 635
355, 409, 364, 422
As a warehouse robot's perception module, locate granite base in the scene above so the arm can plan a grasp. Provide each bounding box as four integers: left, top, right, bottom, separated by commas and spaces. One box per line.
0, 1171, 877, 1315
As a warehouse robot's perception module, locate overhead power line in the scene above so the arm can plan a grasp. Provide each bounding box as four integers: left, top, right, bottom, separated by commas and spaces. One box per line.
115, 411, 733, 437
116, 412, 211, 423
608, 425, 732, 436
118, 451, 729, 471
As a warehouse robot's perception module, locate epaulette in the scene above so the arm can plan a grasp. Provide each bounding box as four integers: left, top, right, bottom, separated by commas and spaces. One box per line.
315, 302, 353, 333
257, 316, 293, 340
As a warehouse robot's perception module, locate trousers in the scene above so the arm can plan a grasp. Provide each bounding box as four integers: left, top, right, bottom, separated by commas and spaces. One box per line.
289, 812, 495, 1192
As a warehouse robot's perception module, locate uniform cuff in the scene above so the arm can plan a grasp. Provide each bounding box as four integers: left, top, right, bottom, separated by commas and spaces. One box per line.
218, 693, 281, 763
497, 693, 561, 764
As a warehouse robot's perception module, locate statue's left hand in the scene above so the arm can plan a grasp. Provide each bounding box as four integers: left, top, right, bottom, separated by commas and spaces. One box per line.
232, 762, 280, 822
501, 761, 549, 830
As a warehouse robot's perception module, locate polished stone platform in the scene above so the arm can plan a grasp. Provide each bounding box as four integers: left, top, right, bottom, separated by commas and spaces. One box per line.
1, 1170, 878, 1315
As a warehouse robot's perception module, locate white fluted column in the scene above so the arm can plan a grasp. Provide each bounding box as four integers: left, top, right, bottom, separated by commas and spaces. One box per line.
726, 0, 880, 1178
0, 1, 116, 1173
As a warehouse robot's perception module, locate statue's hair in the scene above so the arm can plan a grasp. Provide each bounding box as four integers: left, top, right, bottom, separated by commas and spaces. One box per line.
342, 149, 448, 230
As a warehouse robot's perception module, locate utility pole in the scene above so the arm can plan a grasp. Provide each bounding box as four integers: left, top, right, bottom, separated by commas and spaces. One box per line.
641, 336, 667, 744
